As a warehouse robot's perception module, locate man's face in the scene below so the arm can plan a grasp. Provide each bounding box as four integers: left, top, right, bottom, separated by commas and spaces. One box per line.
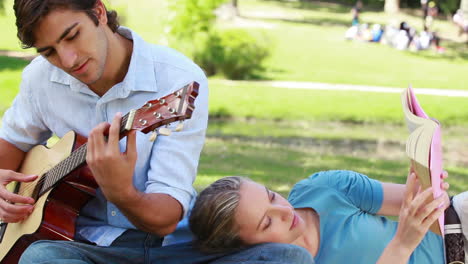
33, 7, 109, 85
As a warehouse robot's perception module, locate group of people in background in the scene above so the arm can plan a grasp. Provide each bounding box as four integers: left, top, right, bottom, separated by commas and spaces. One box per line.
345, 0, 449, 53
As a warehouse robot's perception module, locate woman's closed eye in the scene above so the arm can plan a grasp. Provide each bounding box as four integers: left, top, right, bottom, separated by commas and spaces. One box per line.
262, 190, 276, 230
263, 216, 272, 230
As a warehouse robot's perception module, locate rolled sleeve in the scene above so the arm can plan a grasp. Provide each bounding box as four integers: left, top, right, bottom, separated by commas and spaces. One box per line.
145, 77, 208, 216
307, 170, 384, 214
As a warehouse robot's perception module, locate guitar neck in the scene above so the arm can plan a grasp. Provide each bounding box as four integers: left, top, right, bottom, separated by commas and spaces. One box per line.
35, 112, 134, 199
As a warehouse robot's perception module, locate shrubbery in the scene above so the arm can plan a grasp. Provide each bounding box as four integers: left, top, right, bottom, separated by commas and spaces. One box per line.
194, 29, 270, 79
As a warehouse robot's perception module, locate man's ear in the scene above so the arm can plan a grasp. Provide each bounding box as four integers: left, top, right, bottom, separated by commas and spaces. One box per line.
94, 0, 108, 25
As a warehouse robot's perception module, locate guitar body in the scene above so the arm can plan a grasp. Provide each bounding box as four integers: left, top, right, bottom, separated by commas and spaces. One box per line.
0, 131, 97, 263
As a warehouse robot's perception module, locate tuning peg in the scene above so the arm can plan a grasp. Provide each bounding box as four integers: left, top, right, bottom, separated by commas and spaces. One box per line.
175, 122, 184, 132
149, 130, 158, 142
159, 127, 172, 136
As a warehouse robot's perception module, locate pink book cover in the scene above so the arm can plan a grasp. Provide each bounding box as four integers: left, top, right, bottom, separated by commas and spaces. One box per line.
407, 86, 444, 235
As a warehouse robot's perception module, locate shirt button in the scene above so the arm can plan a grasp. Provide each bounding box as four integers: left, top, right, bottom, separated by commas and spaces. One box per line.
111, 210, 117, 216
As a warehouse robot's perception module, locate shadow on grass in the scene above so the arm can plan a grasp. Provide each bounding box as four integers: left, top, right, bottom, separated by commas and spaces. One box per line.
260, 0, 354, 13
0, 56, 29, 71
406, 40, 468, 61
241, 14, 351, 27
260, 0, 387, 12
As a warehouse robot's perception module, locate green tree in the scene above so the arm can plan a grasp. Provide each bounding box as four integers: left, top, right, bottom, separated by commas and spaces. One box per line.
166, 0, 227, 56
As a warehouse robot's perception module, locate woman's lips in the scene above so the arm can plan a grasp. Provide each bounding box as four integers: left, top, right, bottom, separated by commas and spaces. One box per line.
290, 212, 299, 230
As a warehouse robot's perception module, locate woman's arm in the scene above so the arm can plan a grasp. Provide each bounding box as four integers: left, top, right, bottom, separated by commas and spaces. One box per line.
377, 182, 406, 216
376, 173, 447, 264
377, 172, 449, 216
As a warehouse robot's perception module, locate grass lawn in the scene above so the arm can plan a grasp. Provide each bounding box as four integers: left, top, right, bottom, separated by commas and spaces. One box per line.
209, 79, 468, 125
0, 56, 28, 115
195, 136, 468, 197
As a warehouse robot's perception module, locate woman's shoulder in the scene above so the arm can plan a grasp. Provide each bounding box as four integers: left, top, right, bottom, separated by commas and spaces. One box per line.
289, 170, 373, 201
296, 170, 365, 187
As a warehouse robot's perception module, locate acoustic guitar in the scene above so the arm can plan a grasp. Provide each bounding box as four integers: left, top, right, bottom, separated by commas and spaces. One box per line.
0, 82, 199, 263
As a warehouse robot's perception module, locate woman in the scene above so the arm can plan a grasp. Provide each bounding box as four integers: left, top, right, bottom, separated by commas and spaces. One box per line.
189, 170, 465, 263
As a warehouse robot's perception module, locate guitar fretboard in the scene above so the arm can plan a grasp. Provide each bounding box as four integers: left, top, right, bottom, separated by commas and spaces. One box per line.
35, 113, 132, 198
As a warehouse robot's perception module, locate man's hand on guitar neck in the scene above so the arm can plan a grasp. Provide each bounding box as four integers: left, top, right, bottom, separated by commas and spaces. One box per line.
0, 171, 37, 223
86, 112, 182, 236
86, 112, 137, 205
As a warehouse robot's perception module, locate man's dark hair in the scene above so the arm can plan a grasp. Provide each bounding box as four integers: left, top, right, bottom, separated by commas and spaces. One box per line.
14, 0, 120, 49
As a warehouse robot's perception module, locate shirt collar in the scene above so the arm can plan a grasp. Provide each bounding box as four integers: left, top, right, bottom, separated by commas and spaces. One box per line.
49, 27, 157, 97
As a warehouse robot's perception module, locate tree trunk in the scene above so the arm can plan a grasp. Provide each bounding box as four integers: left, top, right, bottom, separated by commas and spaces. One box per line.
232, 0, 239, 16
384, 0, 400, 13
462, 0, 468, 17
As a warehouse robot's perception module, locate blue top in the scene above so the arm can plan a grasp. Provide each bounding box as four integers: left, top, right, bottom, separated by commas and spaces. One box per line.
288, 170, 444, 263
0, 27, 208, 246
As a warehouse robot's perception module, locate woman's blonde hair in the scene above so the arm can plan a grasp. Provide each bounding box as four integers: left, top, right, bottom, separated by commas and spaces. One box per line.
189, 176, 250, 253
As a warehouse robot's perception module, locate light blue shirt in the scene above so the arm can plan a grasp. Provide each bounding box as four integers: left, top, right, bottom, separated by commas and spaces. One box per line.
0, 27, 208, 246
288, 170, 444, 263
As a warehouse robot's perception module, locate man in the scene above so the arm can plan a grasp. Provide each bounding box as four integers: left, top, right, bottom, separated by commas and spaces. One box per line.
0, 0, 312, 263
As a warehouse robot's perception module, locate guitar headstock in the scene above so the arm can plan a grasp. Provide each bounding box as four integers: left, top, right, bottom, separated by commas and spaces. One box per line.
121, 82, 199, 134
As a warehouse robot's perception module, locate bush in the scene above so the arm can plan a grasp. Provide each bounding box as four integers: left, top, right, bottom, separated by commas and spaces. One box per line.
193, 29, 270, 80
218, 29, 270, 80
193, 32, 224, 76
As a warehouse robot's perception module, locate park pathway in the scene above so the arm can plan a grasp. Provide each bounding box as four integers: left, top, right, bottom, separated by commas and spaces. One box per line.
2, 50, 467, 98
218, 80, 468, 98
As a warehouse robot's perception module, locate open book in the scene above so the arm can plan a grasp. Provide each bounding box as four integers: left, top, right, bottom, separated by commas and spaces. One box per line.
401, 86, 444, 235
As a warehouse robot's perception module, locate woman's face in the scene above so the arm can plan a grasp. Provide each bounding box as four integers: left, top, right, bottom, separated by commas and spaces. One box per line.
234, 180, 306, 245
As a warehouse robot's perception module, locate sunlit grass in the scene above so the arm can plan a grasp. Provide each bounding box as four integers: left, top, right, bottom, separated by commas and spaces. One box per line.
209, 79, 468, 125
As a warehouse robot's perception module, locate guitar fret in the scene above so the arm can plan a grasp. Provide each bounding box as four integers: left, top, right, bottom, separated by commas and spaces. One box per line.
56, 161, 65, 183
40, 171, 52, 195
38, 144, 88, 197
48, 167, 59, 190
64, 154, 73, 174
70, 149, 79, 171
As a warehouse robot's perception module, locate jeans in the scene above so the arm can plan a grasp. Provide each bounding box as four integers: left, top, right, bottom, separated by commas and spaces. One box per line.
19, 229, 314, 264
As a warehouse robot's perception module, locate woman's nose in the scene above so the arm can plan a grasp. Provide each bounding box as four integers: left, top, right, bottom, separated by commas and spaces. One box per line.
273, 204, 291, 220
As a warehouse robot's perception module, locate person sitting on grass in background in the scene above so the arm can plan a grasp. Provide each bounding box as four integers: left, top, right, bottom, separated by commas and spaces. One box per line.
351, 0, 363, 26
189, 170, 468, 263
